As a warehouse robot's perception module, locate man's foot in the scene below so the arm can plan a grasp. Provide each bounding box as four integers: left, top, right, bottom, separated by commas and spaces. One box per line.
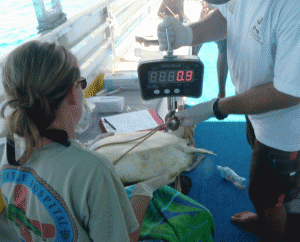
231, 211, 259, 226
231, 211, 264, 239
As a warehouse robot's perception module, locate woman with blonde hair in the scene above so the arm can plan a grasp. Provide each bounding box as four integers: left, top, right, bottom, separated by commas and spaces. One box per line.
0, 40, 174, 241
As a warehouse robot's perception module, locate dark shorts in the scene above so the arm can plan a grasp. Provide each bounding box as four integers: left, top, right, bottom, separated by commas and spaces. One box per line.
215, 39, 227, 53
246, 116, 300, 208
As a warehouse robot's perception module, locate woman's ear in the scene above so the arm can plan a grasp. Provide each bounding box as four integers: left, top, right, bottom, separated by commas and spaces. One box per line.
64, 83, 77, 106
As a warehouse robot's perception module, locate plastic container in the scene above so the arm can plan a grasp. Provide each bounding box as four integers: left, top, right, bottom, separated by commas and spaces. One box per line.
75, 99, 95, 134
217, 165, 247, 189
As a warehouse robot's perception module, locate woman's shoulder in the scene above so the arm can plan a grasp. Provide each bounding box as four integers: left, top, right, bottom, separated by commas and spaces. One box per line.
66, 140, 115, 172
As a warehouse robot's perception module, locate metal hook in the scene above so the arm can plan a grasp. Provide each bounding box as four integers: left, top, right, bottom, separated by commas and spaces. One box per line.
164, 28, 176, 59
165, 28, 173, 57
165, 111, 180, 131
166, 28, 177, 57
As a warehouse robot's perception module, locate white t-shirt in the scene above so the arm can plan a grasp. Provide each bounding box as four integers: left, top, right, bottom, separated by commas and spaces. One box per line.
215, 0, 300, 151
0, 140, 139, 241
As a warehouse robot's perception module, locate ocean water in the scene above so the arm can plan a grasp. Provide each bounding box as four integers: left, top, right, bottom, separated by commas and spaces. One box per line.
0, 0, 244, 122
0, 0, 103, 57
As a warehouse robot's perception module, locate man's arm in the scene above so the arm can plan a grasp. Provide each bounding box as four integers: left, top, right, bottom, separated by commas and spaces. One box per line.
218, 82, 300, 116
188, 9, 227, 46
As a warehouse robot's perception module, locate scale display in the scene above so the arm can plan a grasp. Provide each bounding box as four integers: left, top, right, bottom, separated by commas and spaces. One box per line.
148, 70, 194, 83
138, 55, 204, 100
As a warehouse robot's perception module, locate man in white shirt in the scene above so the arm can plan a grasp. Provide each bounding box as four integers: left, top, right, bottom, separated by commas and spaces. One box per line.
157, 0, 300, 241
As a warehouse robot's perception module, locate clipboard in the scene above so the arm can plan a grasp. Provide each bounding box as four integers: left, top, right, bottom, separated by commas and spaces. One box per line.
99, 109, 165, 134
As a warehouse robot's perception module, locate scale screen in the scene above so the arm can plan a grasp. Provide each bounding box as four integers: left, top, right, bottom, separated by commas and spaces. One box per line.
148, 70, 194, 83
138, 55, 204, 100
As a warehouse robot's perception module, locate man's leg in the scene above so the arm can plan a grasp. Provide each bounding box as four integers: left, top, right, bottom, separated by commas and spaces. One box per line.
231, 116, 259, 227
249, 148, 300, 241
284, 213, 300, 241
236, 144, 288, 241
283, 195, 300, 240
217, 50, 228, 98
216, 39, 228, 98
232, 116, 300, 241
262, 205, 287, 241
192, 44, 202, 56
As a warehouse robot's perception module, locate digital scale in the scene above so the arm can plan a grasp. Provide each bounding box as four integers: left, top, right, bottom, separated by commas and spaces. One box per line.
138, 55, 203, 100
137, 29, 204, 130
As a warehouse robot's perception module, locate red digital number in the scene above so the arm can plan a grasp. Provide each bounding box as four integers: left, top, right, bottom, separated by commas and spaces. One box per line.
176, 71, 185, 82
186, 70, 193, 81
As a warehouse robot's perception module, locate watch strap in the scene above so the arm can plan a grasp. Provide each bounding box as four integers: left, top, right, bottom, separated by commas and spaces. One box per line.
213, 98, 228, 120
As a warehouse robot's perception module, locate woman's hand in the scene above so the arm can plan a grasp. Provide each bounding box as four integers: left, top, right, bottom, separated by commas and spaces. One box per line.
131, 169, 176, 198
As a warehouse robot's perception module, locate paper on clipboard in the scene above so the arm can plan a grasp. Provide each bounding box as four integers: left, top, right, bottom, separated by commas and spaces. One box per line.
101, 109, 163, 134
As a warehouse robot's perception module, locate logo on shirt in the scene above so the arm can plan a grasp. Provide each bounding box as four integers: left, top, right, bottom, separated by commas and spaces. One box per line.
1, 167, 78, 241
250, 17, 264, 44
227, 0, 237, 14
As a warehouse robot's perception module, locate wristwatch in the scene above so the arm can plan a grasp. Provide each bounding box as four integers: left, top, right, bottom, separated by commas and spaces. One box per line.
213, 98, 228, 120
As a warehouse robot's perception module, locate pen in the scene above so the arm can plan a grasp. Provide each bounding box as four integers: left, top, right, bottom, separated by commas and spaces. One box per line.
96, 88, 108, 96
104, 118, 116, 130
103, 88, 123, 96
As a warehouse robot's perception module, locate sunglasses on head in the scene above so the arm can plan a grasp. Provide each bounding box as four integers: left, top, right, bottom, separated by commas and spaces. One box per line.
77, 77, 87, 90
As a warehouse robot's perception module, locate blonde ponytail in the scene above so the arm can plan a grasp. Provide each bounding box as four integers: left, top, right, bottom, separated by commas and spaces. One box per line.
1, 40, 80, 161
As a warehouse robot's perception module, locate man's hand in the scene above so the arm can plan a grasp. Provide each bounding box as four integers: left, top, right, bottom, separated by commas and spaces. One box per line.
157, 16, 193, 51
175, 99, 217, 127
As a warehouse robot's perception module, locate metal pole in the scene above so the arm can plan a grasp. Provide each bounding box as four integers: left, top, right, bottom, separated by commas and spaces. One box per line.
107, 0, 117, 74
168, 97, 177, 112
32, 0, 67, 33
32, 0, 46, 24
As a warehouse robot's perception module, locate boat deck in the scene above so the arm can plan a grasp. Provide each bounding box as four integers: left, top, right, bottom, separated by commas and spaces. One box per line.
91, 2, 261, 240
0, 1, 261, 241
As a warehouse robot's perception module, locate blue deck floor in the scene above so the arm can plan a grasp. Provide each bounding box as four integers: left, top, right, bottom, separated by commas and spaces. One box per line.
183, 122, 260, 241
183, 42, 261, 241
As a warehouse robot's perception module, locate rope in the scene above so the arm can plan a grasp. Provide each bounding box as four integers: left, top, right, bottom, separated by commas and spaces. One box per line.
161, 0, 182, 18
93, 115, 196, 166
164, 3, 177, 18
94, 118, 172, 165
